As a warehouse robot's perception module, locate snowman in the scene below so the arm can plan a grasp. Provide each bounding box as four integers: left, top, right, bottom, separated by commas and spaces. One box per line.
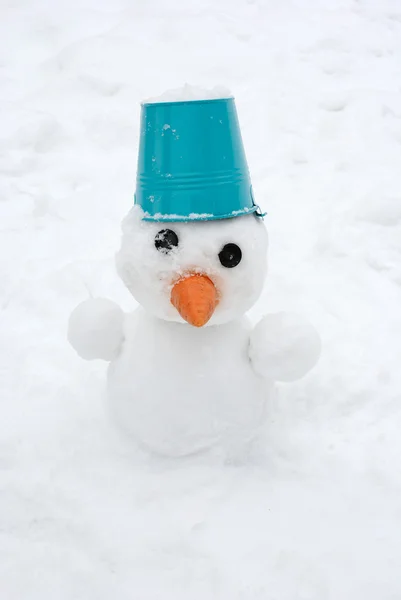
68, 93, 320, 458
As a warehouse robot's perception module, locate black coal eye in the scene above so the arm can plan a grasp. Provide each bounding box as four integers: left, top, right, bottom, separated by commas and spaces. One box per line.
155, 229, 179, 253
218, 243, 242, 268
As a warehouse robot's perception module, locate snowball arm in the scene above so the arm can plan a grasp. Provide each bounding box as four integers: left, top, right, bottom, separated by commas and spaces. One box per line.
249, 312, 321, 382
68, 298, 124, 361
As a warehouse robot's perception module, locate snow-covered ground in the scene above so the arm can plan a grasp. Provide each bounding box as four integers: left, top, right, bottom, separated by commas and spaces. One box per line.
1, 0, 401, 597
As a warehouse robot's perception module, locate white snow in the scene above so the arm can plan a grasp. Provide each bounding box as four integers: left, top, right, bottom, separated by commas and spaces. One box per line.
143, 83, 232, 104
1, 0, 401, 599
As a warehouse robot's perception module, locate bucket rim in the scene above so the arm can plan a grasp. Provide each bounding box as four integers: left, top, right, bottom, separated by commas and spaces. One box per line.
140, 204, 263, 222
141, 96, 235, 108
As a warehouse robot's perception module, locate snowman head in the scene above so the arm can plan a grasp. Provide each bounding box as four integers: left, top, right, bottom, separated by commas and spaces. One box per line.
116, 206, 268, 326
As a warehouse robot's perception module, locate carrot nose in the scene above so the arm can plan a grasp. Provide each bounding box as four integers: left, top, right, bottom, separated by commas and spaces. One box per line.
171, 274, 217, 327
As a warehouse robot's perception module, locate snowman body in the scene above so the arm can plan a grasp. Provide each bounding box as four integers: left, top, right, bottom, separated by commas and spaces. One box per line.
68, 207, 320, 458
108, 308, 273, 457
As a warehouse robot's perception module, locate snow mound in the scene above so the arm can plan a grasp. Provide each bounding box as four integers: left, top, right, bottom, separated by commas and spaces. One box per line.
143, 83, 232, 104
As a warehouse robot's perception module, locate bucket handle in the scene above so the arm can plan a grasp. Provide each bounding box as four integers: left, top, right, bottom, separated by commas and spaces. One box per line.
250, 186, 267, 219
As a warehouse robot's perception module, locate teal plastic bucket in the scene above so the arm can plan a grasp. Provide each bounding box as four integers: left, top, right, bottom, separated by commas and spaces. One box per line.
135, 97, 262, 222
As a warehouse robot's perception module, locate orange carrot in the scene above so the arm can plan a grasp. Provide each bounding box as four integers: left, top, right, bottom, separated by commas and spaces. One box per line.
171, 274, 217, 327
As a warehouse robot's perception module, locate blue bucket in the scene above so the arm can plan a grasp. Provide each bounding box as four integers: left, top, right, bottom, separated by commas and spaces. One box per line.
134, 97, 263, 222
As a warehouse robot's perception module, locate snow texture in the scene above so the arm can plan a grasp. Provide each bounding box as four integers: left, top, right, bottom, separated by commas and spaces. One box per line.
1, 0, 401, 599
143, 83, 232, 104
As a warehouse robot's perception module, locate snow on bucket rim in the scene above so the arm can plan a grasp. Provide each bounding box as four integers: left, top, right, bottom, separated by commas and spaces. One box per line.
141, 205, 261, 222
142, 83, 233, 105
